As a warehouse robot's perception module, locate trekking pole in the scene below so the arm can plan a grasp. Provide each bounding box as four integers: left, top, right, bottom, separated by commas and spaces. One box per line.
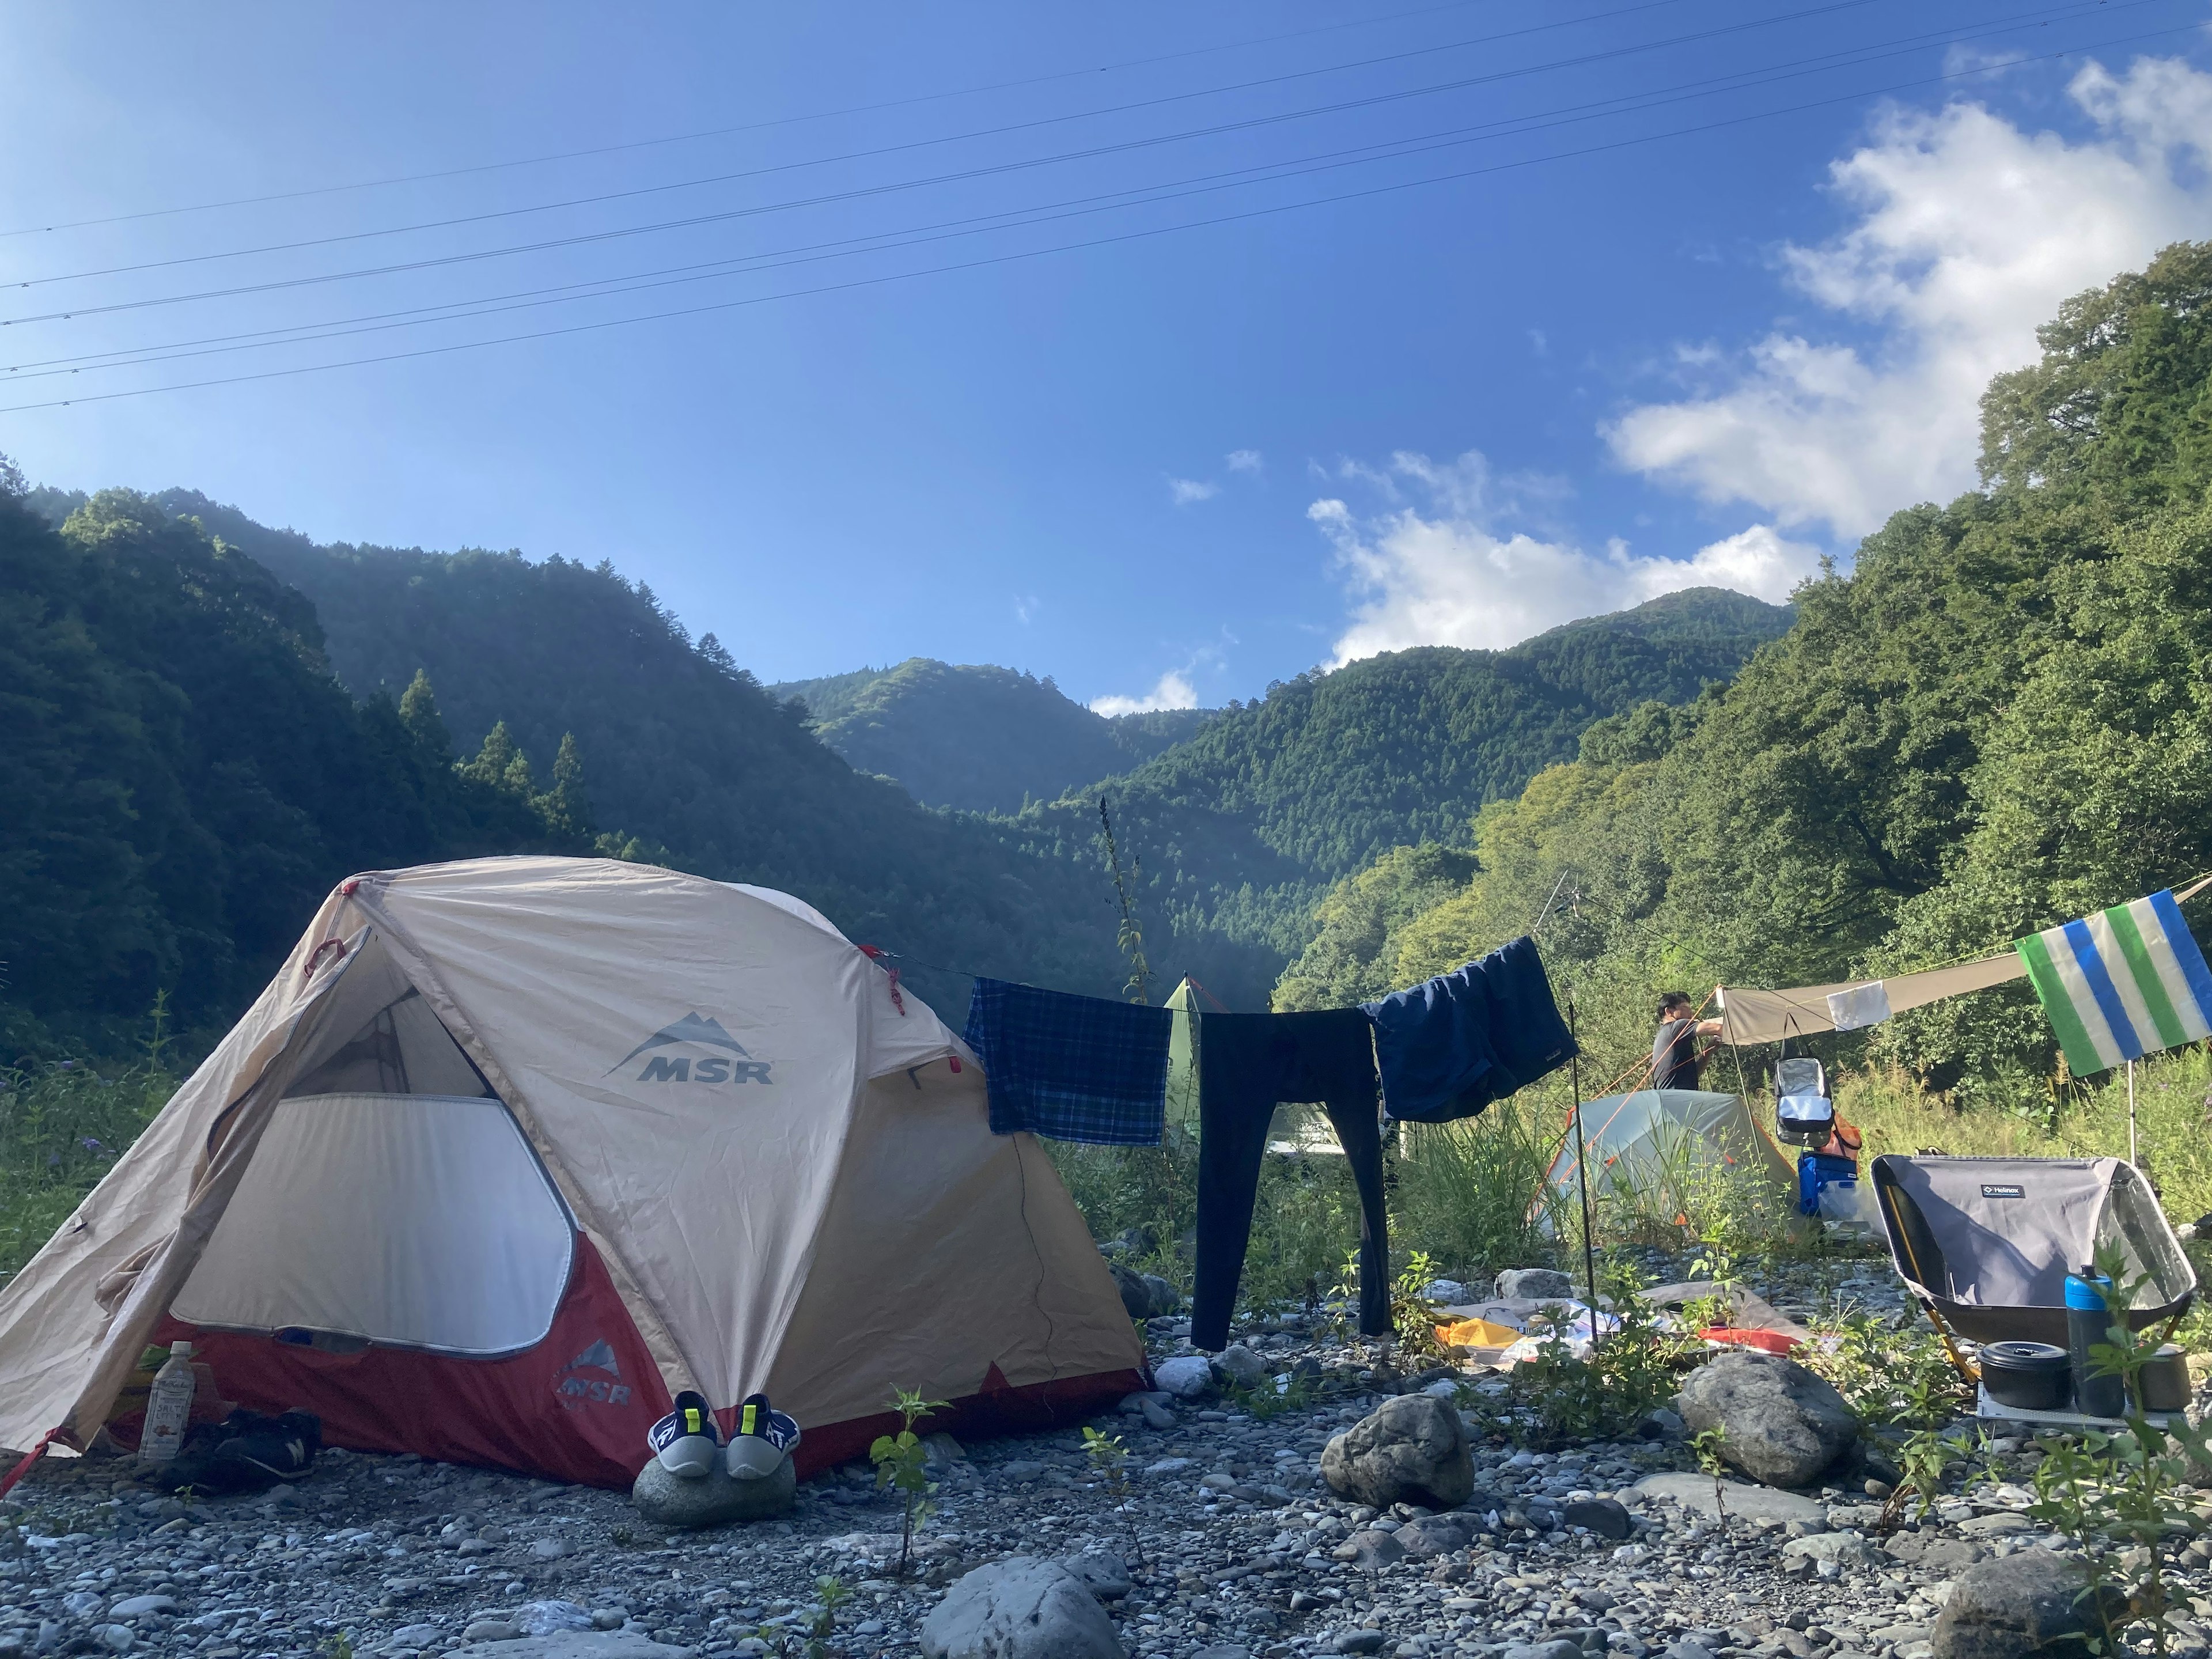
1569, 998, 1599, 1341
2127, 1058, 2138, 1168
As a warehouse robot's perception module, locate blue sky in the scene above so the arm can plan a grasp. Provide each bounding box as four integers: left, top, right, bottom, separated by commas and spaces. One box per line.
3, 2, 2210, 711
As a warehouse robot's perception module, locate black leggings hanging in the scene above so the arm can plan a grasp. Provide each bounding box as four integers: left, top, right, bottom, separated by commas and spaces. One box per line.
1192, 1009, 1390, 1351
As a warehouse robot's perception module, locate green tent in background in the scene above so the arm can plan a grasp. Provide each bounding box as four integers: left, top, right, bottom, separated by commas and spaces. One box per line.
1164, 977, 1347, 1153
1162, 978, 1207, 1138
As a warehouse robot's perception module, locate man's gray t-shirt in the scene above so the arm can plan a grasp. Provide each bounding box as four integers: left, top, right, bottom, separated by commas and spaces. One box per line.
1652, 1018, 1700, 1090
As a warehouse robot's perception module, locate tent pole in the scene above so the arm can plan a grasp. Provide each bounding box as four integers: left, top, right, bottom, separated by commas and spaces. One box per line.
1569, 998, 1599, 1336
2127, 1058, 2138, 1168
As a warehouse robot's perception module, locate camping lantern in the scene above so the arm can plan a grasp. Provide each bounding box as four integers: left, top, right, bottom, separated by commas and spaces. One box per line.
1773, 1055, 1836, 1147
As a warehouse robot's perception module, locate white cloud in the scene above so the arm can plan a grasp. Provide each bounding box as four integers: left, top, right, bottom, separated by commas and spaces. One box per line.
1607, 56, 2212, 539
1313, 453, 1821, 666
1225, 449, 1264, 473
1167, 476, 1219, 505
1091, 670, 1199, 717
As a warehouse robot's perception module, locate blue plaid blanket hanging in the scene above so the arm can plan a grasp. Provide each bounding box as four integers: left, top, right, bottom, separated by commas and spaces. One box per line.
963, 978, 1172, 1145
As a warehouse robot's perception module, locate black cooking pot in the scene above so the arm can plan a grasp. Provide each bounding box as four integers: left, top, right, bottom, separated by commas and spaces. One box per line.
1982, 1339, 2071, 1412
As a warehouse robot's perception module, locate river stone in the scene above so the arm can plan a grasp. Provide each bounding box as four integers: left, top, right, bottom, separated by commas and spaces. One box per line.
1391, 1514, 1475, 1556
1884, 1532, 1986, 1571
1331, 1529, 1406, 1570
446, 1638, 694, 1659
1058, 1550, 1132, 1601
1631, 1471, 1828, 1525
1108, 1262, 1152, 1321
631, 1451, 796, 1528
1214, 1344, 1268, 1387
1320, 1393, 1474, 1509
1494, 1268, 1575, 1300
1675, 1350, 1858, 1487
1932, 1550, 2126, 1658
1140, 1274, 1182, 1316
1153, 1356, 1215, 1399
919, 1557, 1124, 1659
514, 1604, 595, 1638
1562, 1497, 1633, 1539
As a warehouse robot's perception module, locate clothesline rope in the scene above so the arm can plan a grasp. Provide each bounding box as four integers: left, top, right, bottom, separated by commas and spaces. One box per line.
1717, 872, 2212, 999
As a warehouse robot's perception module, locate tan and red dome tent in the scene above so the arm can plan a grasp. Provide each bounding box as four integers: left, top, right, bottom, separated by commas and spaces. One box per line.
0, 858, 1145, 1488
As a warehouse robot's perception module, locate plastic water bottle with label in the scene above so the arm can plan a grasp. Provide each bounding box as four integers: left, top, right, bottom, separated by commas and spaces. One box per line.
139, 1341, 198, 1465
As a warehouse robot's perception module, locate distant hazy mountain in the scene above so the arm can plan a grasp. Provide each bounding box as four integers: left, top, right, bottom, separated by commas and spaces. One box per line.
768, 658, 1217, 815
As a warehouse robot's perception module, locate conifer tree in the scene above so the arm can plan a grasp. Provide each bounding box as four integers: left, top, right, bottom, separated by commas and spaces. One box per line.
463, 721, 520, 789
397, 669, 452, 759
539, 733, 591, 838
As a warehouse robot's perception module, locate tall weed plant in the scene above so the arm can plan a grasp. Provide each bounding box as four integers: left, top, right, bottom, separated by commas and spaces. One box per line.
0, 1056, 174, 1281
1837, 1049, 2212, 1221
1392, 1096, 1561, 1278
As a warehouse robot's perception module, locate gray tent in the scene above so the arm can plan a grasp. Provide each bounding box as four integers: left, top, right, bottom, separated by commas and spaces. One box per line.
1544, 1089, 1795, 1227
1871, 1155, 2196, 1347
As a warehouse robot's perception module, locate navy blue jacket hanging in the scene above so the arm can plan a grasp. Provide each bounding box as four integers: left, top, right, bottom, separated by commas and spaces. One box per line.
963, 978, 1172, 1145
1363, 935, 1576, 1123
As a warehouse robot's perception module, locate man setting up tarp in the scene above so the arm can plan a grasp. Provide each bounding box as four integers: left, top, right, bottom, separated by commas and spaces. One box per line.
1652, 992, 1723, 1090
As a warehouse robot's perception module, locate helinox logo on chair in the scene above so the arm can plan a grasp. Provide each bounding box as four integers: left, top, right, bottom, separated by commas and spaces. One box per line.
611, 1012, 774, 1085
555, 1338, 633, 1407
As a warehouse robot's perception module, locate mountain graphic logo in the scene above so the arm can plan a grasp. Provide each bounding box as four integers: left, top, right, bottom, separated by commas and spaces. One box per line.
608, 1012, 751, 1075
555, 1337, 634, 1409
563, 1339, 620, 1378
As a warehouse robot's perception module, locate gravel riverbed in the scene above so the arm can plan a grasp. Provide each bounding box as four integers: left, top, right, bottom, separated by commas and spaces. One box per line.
5, 1255, 2210, 1659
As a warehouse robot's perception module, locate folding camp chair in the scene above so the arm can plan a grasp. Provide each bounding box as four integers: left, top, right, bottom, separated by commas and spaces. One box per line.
1870, 1154, 2196, 1379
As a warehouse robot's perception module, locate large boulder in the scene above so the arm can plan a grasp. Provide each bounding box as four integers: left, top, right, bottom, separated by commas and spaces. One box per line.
919, 1558, 1124, 1659
1495, 1268, 1574, 1300
1320, 1394, 1474, 1509
1932, 1550, 2127, 1658
631, 1452, 796, 1529
1675, 1351, 1857, 1488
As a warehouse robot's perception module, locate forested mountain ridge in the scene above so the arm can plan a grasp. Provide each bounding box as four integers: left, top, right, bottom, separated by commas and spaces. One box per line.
1274, 241, 2212, 1102
1007, 586, 1793, 964
0, 487, 611, 1052
767, 656, 1215, 815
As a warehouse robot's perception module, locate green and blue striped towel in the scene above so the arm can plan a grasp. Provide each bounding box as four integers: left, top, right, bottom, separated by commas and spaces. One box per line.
2015, 890, 2212, 1077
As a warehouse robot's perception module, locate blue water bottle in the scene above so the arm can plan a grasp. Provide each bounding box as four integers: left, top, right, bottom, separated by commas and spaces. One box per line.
2065, 1268, 2127, 1419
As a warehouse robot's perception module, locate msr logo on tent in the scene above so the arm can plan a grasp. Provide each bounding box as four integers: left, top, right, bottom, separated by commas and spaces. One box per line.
555, 1339, 633, 1407
609, 1012, 774, 1085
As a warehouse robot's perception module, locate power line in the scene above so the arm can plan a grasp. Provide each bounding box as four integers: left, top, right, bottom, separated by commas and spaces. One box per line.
5, 0, 1900, 298
0, 0, 1563, 240
1, 0, 2145, 384
4, 17, 2187, 418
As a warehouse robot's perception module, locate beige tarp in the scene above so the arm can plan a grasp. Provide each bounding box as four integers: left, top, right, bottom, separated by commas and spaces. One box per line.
0, 857, 1141, 1457
1715, 952, 2027, 1045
